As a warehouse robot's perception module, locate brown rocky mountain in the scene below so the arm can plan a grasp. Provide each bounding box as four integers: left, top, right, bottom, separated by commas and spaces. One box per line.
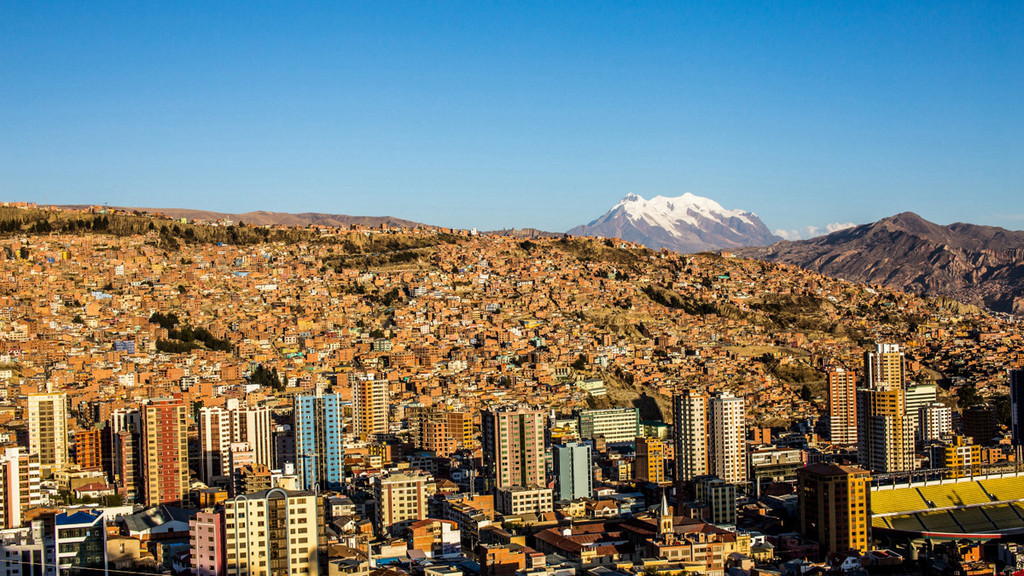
737, 212, 1024, 314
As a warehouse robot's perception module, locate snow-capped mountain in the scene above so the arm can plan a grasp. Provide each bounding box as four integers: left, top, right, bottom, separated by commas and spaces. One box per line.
567, 193, 781, 253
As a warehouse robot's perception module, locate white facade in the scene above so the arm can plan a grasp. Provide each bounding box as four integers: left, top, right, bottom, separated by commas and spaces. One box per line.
919, 402, 953, 441
709, 392, 746, 483
199, 401, 273, 482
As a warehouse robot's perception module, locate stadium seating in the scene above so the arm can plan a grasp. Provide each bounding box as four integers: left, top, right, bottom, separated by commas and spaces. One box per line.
916, 482, 990, 508
979, 477, 1024, 502
953, 508, 996, 533
872, 487, 928, 514
917, 511, 963, 533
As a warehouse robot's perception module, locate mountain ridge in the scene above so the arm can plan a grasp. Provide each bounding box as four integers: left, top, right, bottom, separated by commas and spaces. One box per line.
58, 205, 428, 229
737, 212, 1024, 314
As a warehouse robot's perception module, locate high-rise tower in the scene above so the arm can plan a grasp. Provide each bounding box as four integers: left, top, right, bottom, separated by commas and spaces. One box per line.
864, 343, 906, 388
141, 396, 189, 506
1010, 369, 1024, 446
552, 442, 593, 500
198, 400, 273, 483
672, 390, 707, 482
798, 463, 871, 557
26, 393, 68, 478
294, 389, 345, 491
827, 367, 858, 445
482, 406, 545, 490
709, 392, 746, 483
857, 386, 913, 473
352, 375, 389, 441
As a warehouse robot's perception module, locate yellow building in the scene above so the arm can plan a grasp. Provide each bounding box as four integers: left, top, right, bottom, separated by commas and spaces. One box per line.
798, 463, 871, 558
935, 435, 983, 479
635, 437, 665, 483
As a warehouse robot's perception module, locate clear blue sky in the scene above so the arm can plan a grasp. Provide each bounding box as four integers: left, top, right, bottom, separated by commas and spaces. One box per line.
2, 2, 1022, 235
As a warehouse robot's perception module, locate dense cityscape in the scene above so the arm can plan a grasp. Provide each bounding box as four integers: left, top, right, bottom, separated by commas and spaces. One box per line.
1, 204, 1023, 576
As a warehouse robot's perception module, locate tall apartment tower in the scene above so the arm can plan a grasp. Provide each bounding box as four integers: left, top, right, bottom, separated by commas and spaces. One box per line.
552, 442, 593, 501
106, 408, 141, 503
0, 447, 41, 529
223, 489, 320, 576
857, 385, 914, 473
919, 402, 953, 441
26, 393, 68, 478
672, 390, 708, 482
1010, 369, 1024, 446
352, 375, 390, 441
798, 463, 871, 558
864, 343, 906, 388
904, 383, 937, 440
74, 428, 103, 471
709, 392, 746, 483
482, 406, 546, 490
141, 396, 190, 507
827, 367, 858, 445
294, 390, 345, 491
635, 437, 665, 483
198, 400, 273, 483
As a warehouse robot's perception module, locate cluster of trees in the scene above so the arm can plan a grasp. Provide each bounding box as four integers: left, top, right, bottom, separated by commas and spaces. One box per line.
148, 312, 180, 330
149, 311, 232, 353
249, 364, 283, 390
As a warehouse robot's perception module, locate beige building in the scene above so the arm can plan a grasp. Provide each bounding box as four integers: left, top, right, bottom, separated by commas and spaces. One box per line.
26, 393, 68, 477
224, 488, 320, 576
672, 390, 707, 481
858, 385, 914, 473
827, 367, 858, 445
198, 400, 273, 483
374, 472, 430, 535
864, 343, 906, 388
496, 485, 553, 516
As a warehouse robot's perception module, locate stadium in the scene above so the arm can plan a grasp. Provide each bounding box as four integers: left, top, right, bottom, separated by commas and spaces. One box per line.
871, 471, 1024, 542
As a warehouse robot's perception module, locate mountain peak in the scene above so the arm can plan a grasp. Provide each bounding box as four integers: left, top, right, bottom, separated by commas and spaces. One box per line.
569, 193, 780, 253
736, 212, 1024, 315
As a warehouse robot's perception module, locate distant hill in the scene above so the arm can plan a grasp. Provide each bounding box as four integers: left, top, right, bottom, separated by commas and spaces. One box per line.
77, 206, 429, 229
568, 193, 780, 253
483, 228, 562, 239
737, 212, 1024, 314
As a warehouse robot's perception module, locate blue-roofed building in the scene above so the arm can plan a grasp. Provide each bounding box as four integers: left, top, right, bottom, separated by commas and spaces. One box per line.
0, 509, 107, 576
55, 510, 107, 574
